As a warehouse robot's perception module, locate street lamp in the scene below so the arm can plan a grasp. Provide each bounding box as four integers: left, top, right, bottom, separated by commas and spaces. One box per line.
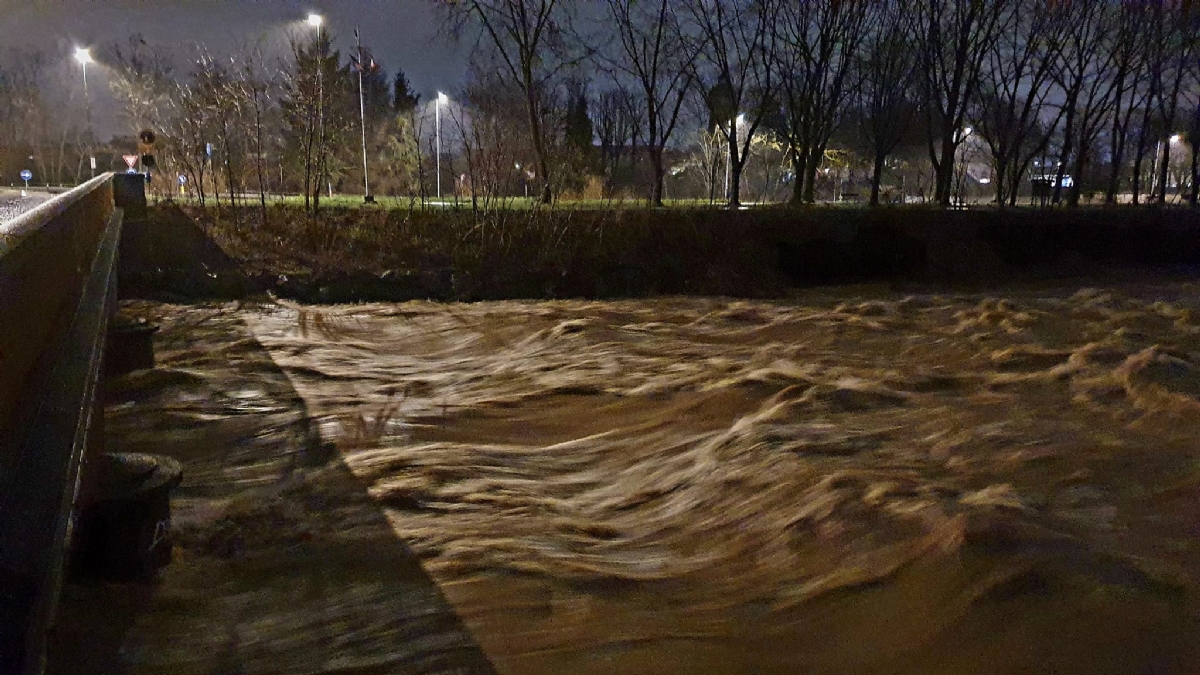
954, 126, 974, 206
308, 14, 326, 198
436, 92, 448, 200
354, 27, 373, 203
74, 47, 95, 177
1152, 133, 1185, 198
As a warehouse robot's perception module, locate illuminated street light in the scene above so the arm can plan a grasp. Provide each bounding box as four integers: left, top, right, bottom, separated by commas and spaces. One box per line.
309, 13, 327, 198
74, 47, 95, 176
1171, 134, 1183, 144
436, 92, 449, 199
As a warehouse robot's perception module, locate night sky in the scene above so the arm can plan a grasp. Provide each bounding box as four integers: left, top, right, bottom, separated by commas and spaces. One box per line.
0, 0, 469, 136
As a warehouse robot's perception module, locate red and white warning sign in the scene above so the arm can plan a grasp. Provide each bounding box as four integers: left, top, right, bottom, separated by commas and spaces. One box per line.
123, 155, 139, 170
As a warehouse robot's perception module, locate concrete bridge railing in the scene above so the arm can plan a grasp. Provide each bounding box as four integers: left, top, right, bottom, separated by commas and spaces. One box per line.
0, 173, 124, 674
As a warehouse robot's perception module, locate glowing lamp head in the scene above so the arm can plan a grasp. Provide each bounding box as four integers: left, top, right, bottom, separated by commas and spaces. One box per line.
437, 92, 449, 105
74, 48, 92, 65
307, 13, 323, 28
963, 126, 973, 136
736, 113, 746, 126
1171, 134, 1183, 144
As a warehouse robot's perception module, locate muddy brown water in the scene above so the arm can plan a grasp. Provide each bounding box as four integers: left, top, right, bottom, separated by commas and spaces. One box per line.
51, 282, 1200, 674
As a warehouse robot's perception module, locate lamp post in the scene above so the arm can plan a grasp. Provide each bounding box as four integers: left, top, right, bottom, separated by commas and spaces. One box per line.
74, 47, 95, 177
308, 13, 325, 199
436, 92, 448, 201
954, 126, 973, 205
725, 113, 745, 202
354, 27, 372, 203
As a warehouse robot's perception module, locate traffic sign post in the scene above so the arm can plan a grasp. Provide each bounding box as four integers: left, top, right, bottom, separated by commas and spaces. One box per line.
19, 170, 31, 196
178, 174, 187, 197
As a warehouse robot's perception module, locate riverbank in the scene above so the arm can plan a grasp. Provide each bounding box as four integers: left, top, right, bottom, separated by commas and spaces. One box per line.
120, 203, 1200, 304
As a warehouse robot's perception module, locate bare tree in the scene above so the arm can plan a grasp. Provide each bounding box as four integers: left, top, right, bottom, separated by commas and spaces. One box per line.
193, 51, 249, 227
1105, 3, 1153, 204
774, 0, 868, 204
601, 0, 696, 205
909, 0, 1012, 206
687, 0, 779, 207
857, 0, 917, 206
240, 47, 274, 225
973, 0, 1064, 206
1043, 0, 1119, 206
105, 35, 174, 135
593, 87, 641, 197
280, 30, 349, 212
441, 0, 580, 204
1146, 2, 1199, 204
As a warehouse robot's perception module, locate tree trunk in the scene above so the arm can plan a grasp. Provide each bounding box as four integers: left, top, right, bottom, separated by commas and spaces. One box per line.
791, 152, 808, 205
803, 163, 818, 204
255, 97, 268, 227
523, 85, 553, 205
1106, 122, 1128, 205
1068, 148, 1086, 207
1157, 138, 1171, 204
727, 130, 741, 207
1189, 142, 1198, 206
650, 146, 665, 207
869, 154, 884, 207
934, 134, 955, 206
729, 162, 742, 207
803, 147, 822, 204
1131, 133, 1150, 205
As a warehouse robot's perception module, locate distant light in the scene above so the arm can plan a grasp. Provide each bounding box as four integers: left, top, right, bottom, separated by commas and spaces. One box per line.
74, 47, 92, 65
979, 178, 991, 185
437, 92, 449, 105
514, 163, 521, 170
307, 13, 323, 27
736, 113, 746, 126
1171, 134, 1183, 144
963, 126, 973, 136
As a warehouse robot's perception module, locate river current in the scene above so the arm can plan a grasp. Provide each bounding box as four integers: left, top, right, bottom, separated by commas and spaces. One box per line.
52, 282, 1200, 674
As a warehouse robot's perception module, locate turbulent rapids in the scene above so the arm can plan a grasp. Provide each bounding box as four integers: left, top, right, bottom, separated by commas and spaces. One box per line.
69, 282, 1200, 674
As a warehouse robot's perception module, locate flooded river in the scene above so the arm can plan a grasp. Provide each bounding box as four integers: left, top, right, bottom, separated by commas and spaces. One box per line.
53, 282, 1200, 674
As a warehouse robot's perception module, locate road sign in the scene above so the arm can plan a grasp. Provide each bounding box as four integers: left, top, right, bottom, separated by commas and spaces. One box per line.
20, 170, 32, 182
123, 155, 139, 172
178, 174, 187, 185
90, 156, 96, 170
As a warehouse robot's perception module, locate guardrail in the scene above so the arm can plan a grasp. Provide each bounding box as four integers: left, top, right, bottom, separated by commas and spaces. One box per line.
0, 173, 122, 674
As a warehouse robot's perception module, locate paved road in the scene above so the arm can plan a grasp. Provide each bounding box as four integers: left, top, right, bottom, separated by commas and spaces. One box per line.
0, 191, 51, 223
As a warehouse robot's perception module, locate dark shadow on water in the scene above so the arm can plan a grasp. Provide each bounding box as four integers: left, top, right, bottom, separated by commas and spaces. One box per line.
47, 304, 498, 675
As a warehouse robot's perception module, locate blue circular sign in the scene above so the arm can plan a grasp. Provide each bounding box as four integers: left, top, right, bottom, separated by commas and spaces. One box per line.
19, 170, 32, 181
178, 174, 187, 185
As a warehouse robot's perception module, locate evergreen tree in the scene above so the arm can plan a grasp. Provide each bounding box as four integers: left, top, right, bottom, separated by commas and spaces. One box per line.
394, 70, 421, 113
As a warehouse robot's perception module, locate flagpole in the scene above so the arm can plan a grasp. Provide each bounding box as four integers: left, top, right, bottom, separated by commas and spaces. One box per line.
356, 27, 372, 203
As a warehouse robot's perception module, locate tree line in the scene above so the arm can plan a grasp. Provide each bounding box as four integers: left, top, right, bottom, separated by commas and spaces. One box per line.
1, 0, 1198, 212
